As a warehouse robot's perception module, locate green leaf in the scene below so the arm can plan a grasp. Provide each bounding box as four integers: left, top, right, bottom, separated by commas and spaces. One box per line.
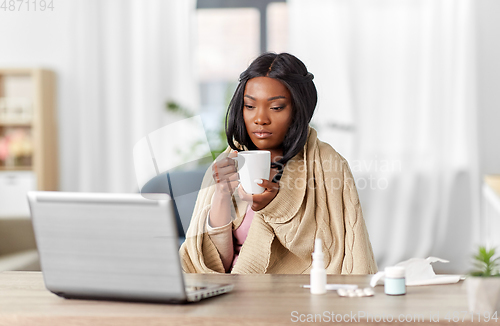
165, 100, 193, 118
469, 246, 500, 277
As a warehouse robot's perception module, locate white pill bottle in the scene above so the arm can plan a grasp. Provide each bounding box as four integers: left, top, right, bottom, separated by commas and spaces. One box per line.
310, 238, 327, 294
384, 266, 406, 295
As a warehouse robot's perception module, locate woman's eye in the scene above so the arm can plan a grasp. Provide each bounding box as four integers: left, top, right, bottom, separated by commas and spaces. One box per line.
271, 106, 284, 111
244, 105, 254, 109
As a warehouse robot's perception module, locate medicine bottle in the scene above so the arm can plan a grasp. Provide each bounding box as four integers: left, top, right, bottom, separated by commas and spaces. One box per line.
384, 266, 406, 295
310, 238, 326, 294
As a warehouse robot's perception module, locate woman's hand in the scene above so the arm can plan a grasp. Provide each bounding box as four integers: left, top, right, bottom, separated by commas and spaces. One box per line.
212, 151, 239, 196
238, 179, 279, 211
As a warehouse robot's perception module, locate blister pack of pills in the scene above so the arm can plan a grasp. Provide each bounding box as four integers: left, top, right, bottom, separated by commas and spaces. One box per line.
337, 287, 375, 297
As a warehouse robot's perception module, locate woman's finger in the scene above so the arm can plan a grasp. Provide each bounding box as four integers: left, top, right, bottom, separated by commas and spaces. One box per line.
228, 173, 240, 182
254, 179, 279, 191
213, 171, 237, 184
227, 180, 240, 192
212, 164, 220, 182
216, 152, 237, 168
238, 184, 253, 202
213, 161, 238, 183
216, 164, 237, 177
250, 188, 280, 211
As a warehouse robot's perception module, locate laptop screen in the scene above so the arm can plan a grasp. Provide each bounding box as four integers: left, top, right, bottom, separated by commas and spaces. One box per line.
27, 192, 187, 302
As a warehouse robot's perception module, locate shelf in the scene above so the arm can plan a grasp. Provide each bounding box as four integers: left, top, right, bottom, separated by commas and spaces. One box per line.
0, 166, 32, 171
0, 68, 57, 221
0, 68, 34, 75
0, 122, 32, 127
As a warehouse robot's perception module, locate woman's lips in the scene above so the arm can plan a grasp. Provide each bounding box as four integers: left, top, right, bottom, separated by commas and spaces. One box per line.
253, 131, 272, 139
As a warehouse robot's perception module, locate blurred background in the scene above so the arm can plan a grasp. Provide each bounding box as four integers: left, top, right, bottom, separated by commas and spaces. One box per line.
0, 0, 499, 274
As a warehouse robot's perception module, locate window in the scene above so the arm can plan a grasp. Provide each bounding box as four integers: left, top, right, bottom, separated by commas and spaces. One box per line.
196, 0, 287, 152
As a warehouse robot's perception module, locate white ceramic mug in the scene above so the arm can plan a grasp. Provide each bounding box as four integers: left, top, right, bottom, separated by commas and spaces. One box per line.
233, 150, 271, 194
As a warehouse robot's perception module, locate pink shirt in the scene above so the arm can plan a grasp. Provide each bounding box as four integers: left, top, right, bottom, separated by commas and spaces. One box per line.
207, 205, 255, 272
231, 205, 255, 269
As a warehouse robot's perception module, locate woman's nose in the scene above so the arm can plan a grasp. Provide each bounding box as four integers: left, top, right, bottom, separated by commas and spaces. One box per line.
254, 108, 270, 125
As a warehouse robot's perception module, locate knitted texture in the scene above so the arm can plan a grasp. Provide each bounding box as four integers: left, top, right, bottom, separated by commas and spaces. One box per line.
179, 128, 377, 274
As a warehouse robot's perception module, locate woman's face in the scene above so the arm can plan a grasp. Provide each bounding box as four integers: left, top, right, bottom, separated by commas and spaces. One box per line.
243, 77, 293, 156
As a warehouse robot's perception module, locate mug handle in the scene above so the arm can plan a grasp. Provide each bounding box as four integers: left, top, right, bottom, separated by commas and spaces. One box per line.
231, 153, 244, 171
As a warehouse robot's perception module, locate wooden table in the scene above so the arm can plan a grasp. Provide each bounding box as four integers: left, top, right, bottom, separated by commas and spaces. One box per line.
0, 271, 489, 325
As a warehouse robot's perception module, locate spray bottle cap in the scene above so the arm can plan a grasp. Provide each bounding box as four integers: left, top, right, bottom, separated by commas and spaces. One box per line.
314, 238, 322, 253
313, 238, 324, 259
312, 238, 325, 271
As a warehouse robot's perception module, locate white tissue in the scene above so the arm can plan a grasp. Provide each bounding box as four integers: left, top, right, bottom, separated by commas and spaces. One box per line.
370, 257, 462, 287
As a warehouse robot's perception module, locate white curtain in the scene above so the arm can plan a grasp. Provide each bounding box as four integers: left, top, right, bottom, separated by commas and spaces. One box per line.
289, 0, 479, 272
60, 0, 198, 193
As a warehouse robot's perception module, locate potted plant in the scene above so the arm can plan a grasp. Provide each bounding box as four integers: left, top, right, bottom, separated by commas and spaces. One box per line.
466, 246, 500, 313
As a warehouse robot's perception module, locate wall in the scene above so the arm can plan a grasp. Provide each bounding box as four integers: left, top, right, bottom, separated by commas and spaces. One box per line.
476, 0, 500, 177
2, 2, 499, 193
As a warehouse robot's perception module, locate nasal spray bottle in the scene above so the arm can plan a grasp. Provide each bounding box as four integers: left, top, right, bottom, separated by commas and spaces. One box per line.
310, 238, 326, 294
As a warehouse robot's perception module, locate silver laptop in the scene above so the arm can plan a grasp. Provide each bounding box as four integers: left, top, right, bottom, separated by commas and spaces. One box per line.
27, 191, 233, 303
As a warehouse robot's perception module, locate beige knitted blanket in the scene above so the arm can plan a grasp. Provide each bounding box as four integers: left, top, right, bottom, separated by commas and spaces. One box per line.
179, 128, 377, 274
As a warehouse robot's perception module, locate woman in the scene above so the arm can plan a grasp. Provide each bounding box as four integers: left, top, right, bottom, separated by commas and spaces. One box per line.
180, 53, 377, 274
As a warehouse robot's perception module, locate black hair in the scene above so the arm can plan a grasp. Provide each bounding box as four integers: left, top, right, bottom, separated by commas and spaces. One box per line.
225, 52, 317, 182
